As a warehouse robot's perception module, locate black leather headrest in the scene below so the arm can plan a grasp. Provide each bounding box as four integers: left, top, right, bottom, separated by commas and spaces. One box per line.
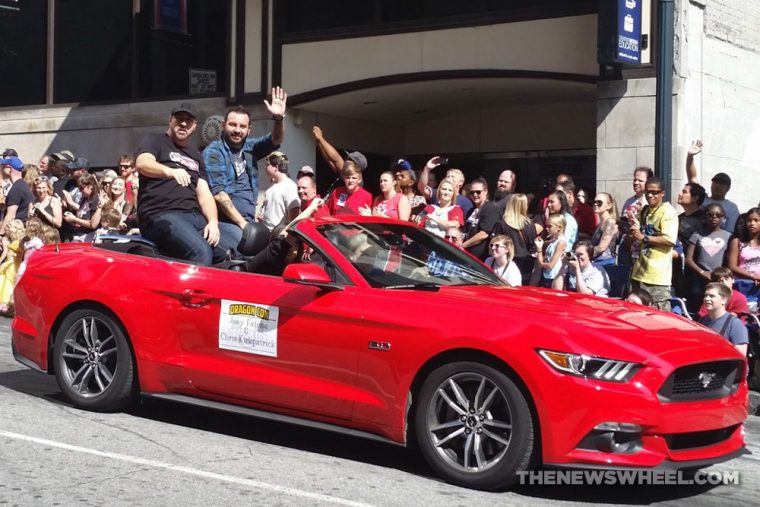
238, 222, 271, 256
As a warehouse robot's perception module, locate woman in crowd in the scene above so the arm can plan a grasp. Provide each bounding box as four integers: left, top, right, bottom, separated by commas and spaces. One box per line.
534, 213, 567, 288
394, 165, 426, 218
484, 235, 521, 287
727, 206, 760, 284
576, 187, 589, 205
98, 169, 118, 205
590, 192, 619, 265
419, 180, 464, 237
492, 193, 543, 285
545, 190, 578, 250
552, 240, 610, 296
62, 173, 102, 242
22, 164, 41, 188
685, 203, 731, 313
31, 175, 63, 229
361, 171, 411, 221
107, 176, 133, 226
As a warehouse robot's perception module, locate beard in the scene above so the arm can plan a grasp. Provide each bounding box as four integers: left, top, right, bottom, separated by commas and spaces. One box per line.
493, 189, 512, 201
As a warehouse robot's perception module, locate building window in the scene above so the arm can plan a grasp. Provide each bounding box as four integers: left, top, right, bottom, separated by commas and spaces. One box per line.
136, 0, 229, 99
54, 0, 133, 103
280, 0, 595, 38
0, 0, 47, 107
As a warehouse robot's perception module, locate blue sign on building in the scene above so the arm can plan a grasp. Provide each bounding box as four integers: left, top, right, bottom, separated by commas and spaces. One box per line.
598, 0, 643, 66
617, 0, 642, 64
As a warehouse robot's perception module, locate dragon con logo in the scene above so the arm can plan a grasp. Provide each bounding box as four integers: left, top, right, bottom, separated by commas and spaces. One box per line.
229, 304, 270, 320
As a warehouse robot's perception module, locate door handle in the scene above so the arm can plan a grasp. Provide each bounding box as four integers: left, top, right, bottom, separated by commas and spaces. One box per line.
178, 289, 214, 308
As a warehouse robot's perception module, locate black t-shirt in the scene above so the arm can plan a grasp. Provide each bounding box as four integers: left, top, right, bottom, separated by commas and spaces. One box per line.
464, 200, 501, 260
6, 179, 34, 222
678, 208, 705, 245
137, 133, 207, 224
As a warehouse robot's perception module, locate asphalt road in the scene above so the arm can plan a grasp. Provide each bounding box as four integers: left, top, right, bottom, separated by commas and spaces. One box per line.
1, 316, 758, 506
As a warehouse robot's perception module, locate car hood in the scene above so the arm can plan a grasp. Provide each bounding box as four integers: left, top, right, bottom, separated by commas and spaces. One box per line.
427, 285, 739, 362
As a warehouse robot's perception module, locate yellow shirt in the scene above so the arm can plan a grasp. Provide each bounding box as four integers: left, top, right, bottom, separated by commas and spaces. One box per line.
631, 202, 678, 286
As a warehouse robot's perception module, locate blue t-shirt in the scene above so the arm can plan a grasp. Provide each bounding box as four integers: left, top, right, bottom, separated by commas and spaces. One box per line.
699, 313, 749, 346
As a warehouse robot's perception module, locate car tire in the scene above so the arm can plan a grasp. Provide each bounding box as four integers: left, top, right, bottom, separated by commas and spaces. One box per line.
53, 308, 137, 411
414, 361, 534, 490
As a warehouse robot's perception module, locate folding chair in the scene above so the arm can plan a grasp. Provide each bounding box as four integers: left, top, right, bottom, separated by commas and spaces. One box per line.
669, 297, 692, 320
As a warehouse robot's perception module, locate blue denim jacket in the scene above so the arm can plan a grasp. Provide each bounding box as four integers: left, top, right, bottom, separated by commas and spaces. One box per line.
203, 134, 278, 200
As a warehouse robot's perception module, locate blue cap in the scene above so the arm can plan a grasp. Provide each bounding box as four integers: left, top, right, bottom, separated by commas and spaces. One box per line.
393, 158, 412, 171
0, 156, 24, 171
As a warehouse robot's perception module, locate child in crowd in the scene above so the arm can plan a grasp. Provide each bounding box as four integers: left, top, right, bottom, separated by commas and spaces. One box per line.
485, 235, 521, 287
697, 267, 749, 322
93, 207, 123, 243
626, 288, 653, 306
534, 213, 567, 288
0, 219, 26, 314
727, 207, 760, 285
685, 203, 731, 313
42, 225, 61, 245
15, 217, 46, 285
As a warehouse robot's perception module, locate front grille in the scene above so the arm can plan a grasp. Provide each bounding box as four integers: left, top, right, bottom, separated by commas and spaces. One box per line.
658, 360, 744, 402
666, 424, 740, 451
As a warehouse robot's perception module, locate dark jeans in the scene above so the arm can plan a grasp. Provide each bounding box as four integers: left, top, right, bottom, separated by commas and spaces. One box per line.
218, 221, 244, 255
142, 210, 225, 266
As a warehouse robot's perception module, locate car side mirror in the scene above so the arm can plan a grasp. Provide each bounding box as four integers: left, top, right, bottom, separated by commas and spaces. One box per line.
282, 263, 343, 291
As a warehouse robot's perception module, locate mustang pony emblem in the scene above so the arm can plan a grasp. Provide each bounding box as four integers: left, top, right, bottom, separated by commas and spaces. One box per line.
698, 372, 717, 389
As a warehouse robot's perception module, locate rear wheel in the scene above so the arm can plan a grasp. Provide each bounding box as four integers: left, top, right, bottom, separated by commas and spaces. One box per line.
53, 308, 137, 411
414, 361, 534, 490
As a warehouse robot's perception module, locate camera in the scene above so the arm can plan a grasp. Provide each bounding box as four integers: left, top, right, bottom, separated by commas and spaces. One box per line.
564, 251, 576, 261
438, 157, 449, 166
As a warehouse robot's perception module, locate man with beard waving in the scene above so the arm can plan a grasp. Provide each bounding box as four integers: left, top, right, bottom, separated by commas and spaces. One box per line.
204, 87, 288, 253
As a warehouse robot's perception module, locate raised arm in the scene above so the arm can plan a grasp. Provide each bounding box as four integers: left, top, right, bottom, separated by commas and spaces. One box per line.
686, 139, 702, 184
312, 126, 345, 175
264, 86, 287, 145
418, 156, 442, 200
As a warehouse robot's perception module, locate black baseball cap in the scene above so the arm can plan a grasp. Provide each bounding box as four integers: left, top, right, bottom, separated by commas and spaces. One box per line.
171, 102, 198, 119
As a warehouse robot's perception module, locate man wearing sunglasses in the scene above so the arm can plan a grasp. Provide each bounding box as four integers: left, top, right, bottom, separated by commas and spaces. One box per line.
461, 178, 500, 260
627, 177, 678, 311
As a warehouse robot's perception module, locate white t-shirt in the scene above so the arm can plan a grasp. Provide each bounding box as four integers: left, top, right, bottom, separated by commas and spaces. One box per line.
262, 177, 300, 231
486, 258, 522, 286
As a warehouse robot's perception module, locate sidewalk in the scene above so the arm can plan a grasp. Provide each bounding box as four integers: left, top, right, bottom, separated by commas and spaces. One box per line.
751, 390, 760, 416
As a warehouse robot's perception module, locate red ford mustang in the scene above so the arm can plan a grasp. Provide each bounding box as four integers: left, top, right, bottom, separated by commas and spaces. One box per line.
11, 217, 748, 490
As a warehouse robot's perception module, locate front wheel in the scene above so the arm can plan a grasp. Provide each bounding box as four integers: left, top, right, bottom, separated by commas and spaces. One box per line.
414, 361, 534, 490
53, 308, 137, 411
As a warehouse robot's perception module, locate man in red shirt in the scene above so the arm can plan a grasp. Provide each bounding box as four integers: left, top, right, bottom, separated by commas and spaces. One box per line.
558, 179, 596, 237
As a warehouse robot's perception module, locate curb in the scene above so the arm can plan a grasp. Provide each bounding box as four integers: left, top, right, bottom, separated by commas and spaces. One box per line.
750, 390, 760, 416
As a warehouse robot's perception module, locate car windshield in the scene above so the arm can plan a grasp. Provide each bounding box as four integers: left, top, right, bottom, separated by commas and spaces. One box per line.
316, 222, 503, 288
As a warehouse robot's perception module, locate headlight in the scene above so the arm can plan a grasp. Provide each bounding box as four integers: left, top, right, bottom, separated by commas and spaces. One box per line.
537, 349, 642, 382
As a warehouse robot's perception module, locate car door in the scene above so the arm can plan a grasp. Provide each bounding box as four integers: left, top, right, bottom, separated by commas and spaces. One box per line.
171, 263, 363, 421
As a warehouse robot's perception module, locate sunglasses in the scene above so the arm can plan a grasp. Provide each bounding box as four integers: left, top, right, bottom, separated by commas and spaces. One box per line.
489, 244, 506, 250
470, 190, 484, 195
644, 190, 663, 196
444, 235, 459, 241
119, 164, 131, 169
34, 176, 49, 184
706, 212, 725, 218
592, 200, 604, 206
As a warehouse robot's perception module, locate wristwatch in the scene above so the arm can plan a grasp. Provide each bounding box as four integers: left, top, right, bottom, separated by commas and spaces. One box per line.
642, 235, 650, 245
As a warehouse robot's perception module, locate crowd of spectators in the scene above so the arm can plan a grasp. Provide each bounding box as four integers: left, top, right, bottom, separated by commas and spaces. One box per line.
0, 99, 757, 357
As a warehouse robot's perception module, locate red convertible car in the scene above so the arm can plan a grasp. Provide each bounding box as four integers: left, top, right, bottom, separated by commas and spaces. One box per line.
11, 217, 748, 490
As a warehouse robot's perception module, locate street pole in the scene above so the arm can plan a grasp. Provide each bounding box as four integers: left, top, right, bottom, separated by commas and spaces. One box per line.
655, 0, 675, 198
